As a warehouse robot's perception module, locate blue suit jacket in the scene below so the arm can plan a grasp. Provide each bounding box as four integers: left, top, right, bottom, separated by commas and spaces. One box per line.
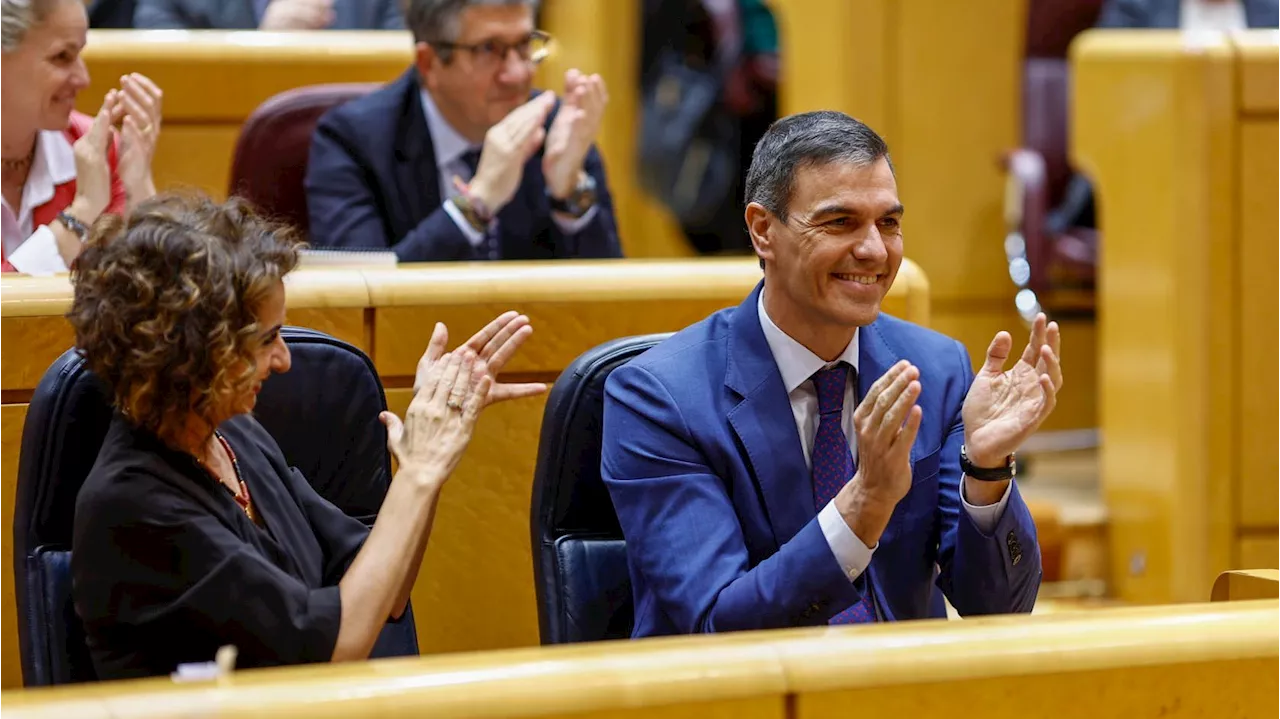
602, 283, 1041, 636
133, 0, 404, 29
1098, 0, 1278, 28
305, 70, 623, 262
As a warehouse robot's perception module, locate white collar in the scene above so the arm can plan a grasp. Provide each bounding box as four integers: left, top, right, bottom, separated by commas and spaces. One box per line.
1, 129, 77, 235
419, 88, 479, 171
757, 287, 860, 394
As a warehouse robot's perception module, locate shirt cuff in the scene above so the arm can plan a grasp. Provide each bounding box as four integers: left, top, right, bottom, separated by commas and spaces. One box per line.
960, 478, 1014, 535
551, 205, 599, 235
8, 225, 69, 276
817, 500, 875, 582
444, 198, 487, 248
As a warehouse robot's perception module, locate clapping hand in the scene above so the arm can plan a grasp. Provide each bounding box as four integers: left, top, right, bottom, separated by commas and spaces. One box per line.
413, 311, 548, 407
961, 313, 1064, 469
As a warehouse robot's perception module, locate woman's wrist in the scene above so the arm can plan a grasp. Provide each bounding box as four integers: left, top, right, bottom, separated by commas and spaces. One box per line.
68, 196, 105, 226
126, 175, 156, 208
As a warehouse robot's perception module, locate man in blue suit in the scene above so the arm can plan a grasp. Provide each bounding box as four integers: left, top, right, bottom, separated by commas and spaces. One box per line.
305, 0, 622, 262
602, 111, 1063, 635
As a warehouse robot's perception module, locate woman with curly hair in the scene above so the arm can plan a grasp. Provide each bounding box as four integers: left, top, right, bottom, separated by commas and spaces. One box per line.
68, 193, 545, 680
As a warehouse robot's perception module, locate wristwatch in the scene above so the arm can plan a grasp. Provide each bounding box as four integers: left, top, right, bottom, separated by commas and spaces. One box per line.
959, 444, 1016, 481
55, 211, 90, 241
452, 190, 494, 234
548, 171, 597, 218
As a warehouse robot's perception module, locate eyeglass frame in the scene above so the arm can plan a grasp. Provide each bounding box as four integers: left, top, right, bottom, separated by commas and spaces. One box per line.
430, 29, 553, 68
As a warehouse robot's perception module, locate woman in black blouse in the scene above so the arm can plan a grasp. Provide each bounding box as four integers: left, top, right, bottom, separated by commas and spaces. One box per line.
68, 193, 545, 680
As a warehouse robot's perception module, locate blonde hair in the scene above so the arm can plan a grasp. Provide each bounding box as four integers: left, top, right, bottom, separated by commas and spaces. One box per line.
1, 0, 63, 53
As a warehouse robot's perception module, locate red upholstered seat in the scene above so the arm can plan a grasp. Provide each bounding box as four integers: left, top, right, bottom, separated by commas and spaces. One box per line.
228, 84, 378, 236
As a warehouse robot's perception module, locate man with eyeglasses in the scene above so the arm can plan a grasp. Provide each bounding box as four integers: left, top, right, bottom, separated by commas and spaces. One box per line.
305, 0, 622, 262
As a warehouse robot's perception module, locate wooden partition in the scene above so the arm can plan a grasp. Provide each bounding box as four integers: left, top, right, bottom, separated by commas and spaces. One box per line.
1072, 30, 1279, 605
0, 258, 929, 688
3, 600, 1274, 718
772, 0, 1095, 432
1212, 570, 1279, 603
77, 31, 413, 199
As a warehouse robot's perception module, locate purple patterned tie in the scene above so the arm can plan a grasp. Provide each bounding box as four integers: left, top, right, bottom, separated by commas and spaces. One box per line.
810, 364, 875, 624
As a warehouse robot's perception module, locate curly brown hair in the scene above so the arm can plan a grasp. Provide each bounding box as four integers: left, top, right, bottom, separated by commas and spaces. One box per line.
67, 192, 301, 441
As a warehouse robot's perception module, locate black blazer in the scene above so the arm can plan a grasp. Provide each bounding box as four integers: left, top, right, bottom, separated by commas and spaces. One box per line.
133, 0, 404, 29
305, 69, 623, 262
1098, 0, 1278, 28
71, 414, 369, 680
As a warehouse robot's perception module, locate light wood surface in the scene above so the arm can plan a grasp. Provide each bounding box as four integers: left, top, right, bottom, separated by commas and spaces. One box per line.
1, 600, 1274, 718
1073, 30, 1279, 604
0, 259, 929, 686
1211, 569, 1279, 602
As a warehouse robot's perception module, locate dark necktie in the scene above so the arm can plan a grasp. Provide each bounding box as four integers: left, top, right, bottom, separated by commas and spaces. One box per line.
459, 148, 499, 260
810, 363, 875, 624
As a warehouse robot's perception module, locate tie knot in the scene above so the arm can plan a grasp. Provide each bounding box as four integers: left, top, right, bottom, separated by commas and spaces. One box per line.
812, 364, 849, 416
460, 147, 482, 176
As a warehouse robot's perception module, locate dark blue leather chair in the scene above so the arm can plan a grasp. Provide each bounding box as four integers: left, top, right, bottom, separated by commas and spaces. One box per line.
13, 327, 418, 686
530, 334, 670, 644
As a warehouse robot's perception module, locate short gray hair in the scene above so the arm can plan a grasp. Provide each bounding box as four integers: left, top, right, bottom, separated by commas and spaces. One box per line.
1, 0, 62, 53
745, 111, 893, 222
403, 0, 538, 47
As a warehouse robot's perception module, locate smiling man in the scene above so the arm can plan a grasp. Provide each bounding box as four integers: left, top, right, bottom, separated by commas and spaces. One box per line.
602, 111, 1064, 635
305, 0, 621, 262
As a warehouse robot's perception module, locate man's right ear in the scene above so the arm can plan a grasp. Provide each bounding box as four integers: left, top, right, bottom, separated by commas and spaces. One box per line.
745, 202, 774, 266
414, 42, 439, 84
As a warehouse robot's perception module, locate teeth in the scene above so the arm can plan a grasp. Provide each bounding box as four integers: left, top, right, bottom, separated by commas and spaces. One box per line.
834, 273, 877, 285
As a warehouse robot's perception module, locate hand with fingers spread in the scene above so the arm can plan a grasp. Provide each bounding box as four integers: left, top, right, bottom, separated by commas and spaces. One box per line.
380, 350, 492, 486
834, 360, 924, 546
469, 92, 556, 214
962, 312, 1064, 471
543, 69, 608, 200
108, 73, 163, 209
413, 310, 548, 407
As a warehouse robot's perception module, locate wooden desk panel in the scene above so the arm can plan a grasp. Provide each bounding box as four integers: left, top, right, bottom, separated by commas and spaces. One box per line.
1, 405, 27, 692
1236, 119, 1278, 530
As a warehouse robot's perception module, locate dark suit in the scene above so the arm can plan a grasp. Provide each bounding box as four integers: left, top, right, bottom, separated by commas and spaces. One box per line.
602, 284, 1040, 636
305, 69, 622, 262
133, 0, 404, 29
1098, 0, 1278, 28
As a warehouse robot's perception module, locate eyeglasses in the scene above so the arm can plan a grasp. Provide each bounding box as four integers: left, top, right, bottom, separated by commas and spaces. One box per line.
434, 30, 553, 70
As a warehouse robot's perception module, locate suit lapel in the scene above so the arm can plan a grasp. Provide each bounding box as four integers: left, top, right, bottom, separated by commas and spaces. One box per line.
858, 319, 928, 464
393, 70, 441, 232
725, 282, 814, 547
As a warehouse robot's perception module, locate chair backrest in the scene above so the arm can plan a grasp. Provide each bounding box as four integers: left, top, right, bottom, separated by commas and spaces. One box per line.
530, 334, 671, 645
1021, 0, 1106, 200
227, 84, 377, 234
13, 327, 415, 686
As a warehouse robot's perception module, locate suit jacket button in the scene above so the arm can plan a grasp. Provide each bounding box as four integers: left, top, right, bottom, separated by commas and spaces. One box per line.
1006, 530, 1023, 566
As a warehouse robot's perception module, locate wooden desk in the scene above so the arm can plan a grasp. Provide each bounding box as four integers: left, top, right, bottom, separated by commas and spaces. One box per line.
2, 600, 1273, 717
0, 258, 929, 688
1073, 30, 1279, 604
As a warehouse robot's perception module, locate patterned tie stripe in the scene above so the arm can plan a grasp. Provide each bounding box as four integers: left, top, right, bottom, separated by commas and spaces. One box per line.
810, 363, 875, 624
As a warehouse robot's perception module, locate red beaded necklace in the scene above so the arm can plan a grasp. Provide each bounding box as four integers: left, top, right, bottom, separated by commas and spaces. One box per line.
211, 431, 255, 523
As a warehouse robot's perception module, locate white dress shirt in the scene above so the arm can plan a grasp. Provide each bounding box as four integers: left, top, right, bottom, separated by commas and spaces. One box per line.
1180, 0, 1248, 31
1, 129, 78, 276
756, 290, 1012, 584
418, 89, 597, 250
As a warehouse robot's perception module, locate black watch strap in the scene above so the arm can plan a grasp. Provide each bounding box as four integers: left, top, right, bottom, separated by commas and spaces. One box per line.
960, 444, 1016, 481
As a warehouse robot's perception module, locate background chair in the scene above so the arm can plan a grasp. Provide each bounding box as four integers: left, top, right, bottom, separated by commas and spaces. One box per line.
999, 0, 1105, 320
13, 328, 415, 686
530, 334, 670, 645
227, 84, 377, 234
